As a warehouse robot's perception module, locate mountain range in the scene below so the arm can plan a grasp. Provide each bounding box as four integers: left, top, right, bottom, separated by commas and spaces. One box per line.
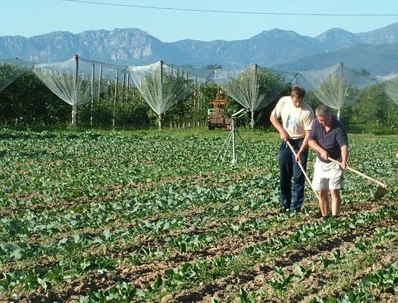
2, 22, 398, 76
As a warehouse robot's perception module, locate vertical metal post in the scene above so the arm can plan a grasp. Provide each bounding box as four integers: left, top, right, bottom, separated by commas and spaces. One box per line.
337, 62, 344, 120
231, 119, 237, 165
159, 61, 164, 130
112, 69, 119, 127
97, 64, 103, 102
251, 64, 258, 129
72, 54, 79, 126
90, 62, 95, 126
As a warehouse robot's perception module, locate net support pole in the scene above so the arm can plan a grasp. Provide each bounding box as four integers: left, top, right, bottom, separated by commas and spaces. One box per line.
250, 64, 258, 129
158, 61, 164, 130
337, 62, 344, 120
72, 54, 79, 126
90, 62, 95, 126
112, 69, 119, 127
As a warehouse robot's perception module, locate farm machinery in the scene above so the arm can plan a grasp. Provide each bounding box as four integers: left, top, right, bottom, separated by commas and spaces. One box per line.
207, 89, 231, 130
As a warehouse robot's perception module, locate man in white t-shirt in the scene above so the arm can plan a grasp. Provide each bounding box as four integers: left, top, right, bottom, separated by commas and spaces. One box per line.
270, 86, 314, 213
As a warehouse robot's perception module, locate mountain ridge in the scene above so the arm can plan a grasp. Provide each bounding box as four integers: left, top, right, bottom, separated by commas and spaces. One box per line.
1, 22, 398, 75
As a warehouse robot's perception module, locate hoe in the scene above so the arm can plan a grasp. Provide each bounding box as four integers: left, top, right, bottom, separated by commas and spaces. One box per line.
286, 141, 318, 197
328, 158, 388, 200
286, 141, 388, 200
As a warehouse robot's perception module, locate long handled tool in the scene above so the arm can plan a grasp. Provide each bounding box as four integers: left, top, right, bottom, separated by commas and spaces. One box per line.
286, 141, 318, 197
328, 157, 388, 200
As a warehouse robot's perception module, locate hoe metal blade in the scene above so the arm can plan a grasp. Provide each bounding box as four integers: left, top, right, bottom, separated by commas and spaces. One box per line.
374, 185, 388, 200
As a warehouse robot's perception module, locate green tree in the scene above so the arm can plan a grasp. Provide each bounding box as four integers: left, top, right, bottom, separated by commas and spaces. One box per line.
0, 71, 70, 127
349, 84, 395, 133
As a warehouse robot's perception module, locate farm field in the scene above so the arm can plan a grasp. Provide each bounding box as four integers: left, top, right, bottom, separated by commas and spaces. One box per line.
0, 128, 397, 303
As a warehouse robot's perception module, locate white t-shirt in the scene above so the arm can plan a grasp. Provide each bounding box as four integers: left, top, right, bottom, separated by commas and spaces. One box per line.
271, 96, 314, 139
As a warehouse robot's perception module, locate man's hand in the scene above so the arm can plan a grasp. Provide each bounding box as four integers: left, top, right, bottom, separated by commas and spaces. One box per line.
280, 130, 289, 141
295, 150, 302, 163
340, 159, 348, 169
320, 150, 329, 161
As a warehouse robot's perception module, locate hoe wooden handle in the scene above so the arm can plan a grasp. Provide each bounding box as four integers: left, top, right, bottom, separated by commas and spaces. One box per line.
328, 158, 387, 189
286, 141, 318, 196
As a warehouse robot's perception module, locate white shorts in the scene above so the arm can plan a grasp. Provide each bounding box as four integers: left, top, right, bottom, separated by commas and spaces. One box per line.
312, 158, 344, 191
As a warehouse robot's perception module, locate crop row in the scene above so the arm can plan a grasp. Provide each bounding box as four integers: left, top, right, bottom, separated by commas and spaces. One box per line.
2, 199, 397, 301
0, 129, 397, 302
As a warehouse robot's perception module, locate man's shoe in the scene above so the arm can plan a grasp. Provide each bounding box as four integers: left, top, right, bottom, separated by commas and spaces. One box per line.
280, 207, 289, 213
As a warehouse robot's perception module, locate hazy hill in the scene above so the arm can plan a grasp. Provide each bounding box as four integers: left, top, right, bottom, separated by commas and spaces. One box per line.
2, 22, 398, 75
271, 44, 398, 75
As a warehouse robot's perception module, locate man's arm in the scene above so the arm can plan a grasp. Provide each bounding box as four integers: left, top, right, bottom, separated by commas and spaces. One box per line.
296, 130, 311, 162
308, 139, 328, 161
270, 114, 288, 141
340, 145, 348, 169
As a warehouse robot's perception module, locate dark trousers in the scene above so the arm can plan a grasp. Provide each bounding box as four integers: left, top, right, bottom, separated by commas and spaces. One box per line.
278, 139, 308, 211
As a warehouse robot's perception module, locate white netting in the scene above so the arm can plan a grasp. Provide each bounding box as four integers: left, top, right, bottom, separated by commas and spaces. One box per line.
129, 61, 211, 129
213, 65, 297, 127
297, 63, 375, 119
0, 59, 33, 91
376, 74, 398, 106
33, 55, 126, 124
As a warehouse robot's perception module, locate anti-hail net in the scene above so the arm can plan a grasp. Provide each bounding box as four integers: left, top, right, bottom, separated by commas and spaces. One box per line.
213, 64, 297, 127
33, 55, 126, 124
376, 74, 398, 106
297, 63, 375, 119
0, 59, 33, 91
129, 61, 212, 129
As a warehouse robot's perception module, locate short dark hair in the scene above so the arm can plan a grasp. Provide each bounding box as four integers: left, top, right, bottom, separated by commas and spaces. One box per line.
291, 85, 305, 99
315, 104, 332, 116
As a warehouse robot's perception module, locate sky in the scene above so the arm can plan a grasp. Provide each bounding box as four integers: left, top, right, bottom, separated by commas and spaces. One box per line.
2, 0, 398, 42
